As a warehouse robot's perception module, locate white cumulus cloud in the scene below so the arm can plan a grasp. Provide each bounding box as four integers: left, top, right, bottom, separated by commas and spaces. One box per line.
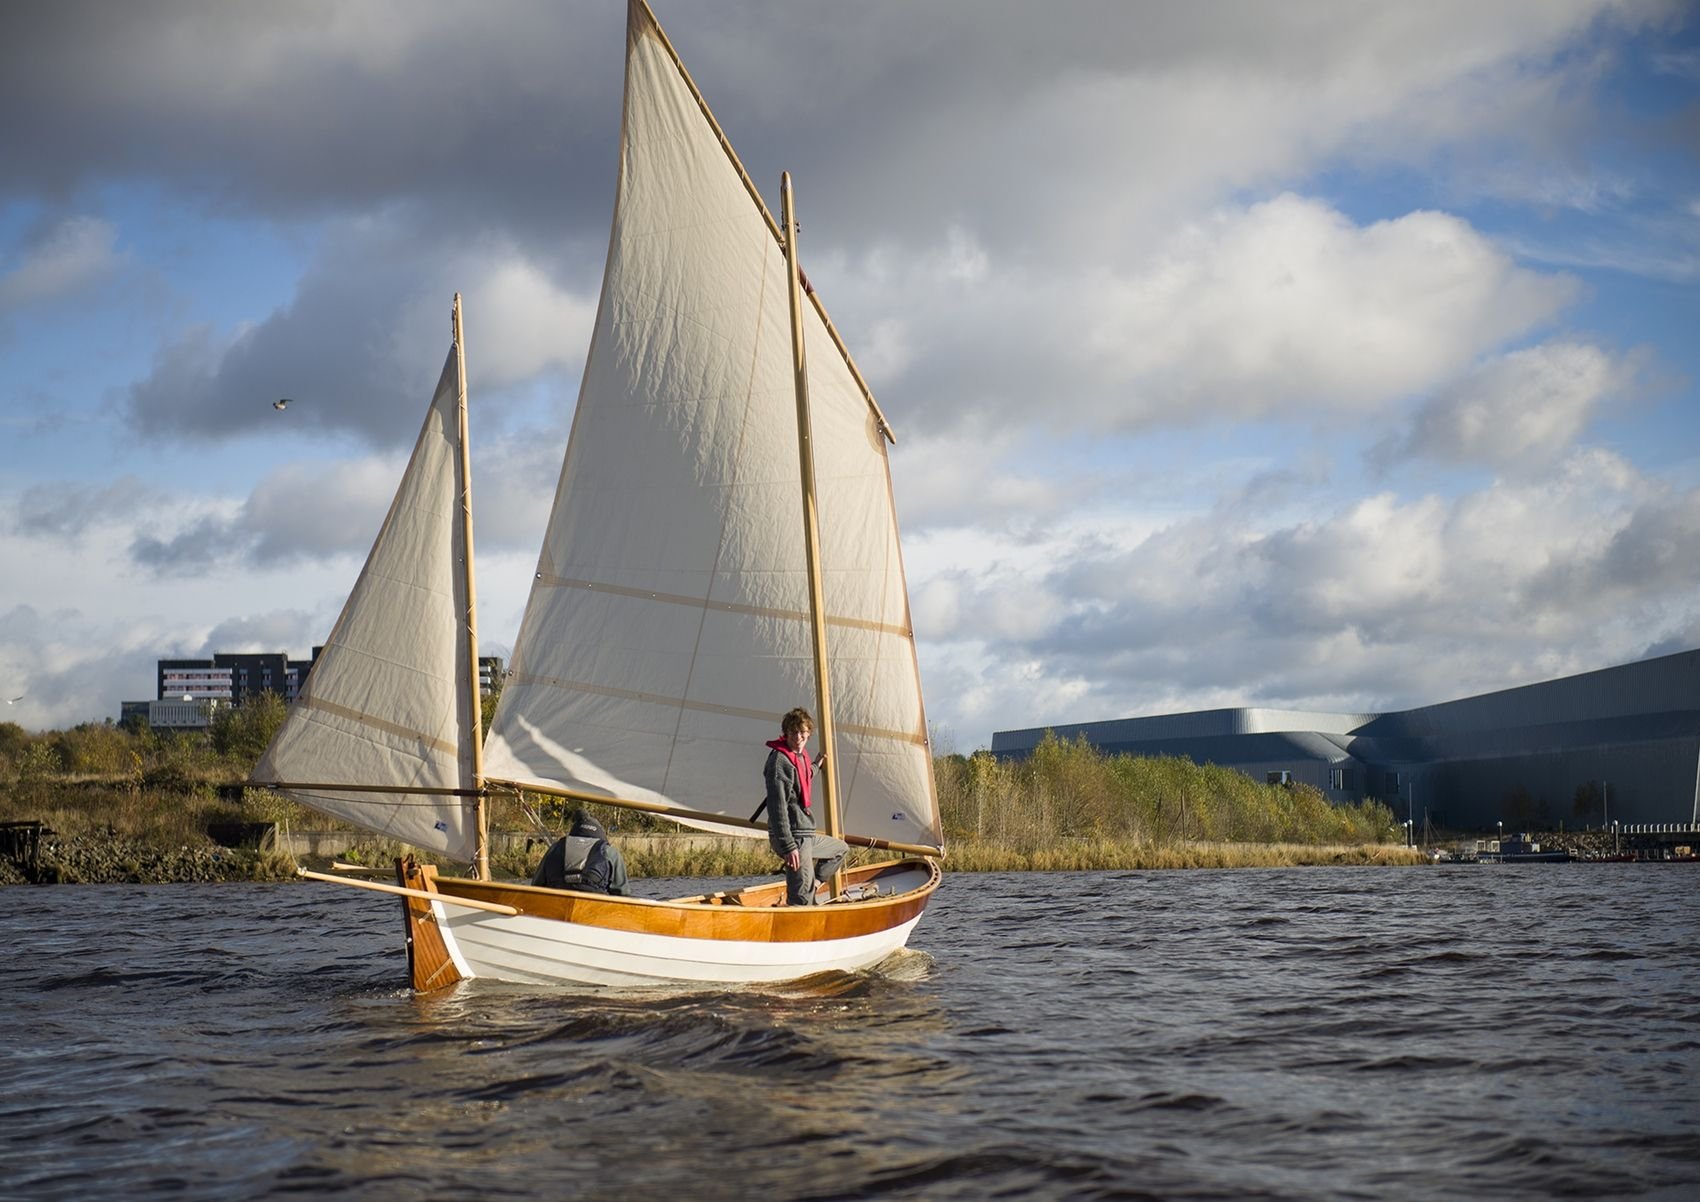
1379, 340, 1646, 469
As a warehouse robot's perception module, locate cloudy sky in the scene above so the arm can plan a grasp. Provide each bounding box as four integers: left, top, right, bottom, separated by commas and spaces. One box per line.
2, 0, 1697, 750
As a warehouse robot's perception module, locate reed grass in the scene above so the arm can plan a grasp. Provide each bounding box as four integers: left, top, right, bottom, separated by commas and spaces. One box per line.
5, 780, 238, 845
940, 837, 1424, 871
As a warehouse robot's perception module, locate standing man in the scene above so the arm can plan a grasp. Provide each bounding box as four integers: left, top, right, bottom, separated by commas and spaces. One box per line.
763, 707, 847, 905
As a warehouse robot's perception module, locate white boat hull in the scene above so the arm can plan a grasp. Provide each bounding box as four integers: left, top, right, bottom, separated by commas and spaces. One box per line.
434, 905, 925, 988
400, 858, 940, 990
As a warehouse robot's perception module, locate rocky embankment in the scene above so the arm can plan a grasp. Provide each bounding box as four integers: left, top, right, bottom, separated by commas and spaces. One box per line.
1, 832, 295, 885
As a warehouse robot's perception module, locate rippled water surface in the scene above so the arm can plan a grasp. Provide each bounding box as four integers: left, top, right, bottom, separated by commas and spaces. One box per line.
2, 866, 1697, 1200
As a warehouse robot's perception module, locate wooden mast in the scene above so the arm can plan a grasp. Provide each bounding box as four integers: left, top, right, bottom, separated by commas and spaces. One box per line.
452, 293, 489, 881
781, 173, 844, 893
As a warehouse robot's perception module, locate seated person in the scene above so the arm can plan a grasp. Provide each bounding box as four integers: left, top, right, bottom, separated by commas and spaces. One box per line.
530, 809, 629, 895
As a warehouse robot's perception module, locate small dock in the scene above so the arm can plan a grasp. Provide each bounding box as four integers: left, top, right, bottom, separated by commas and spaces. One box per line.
1456, 824, 1698, 863
0, 820, 51, 882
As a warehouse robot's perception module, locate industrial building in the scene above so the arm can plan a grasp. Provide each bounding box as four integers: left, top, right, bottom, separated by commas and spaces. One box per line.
120, 697, 221, 731
121, 651, 506, 730
991, 648, 1700, 831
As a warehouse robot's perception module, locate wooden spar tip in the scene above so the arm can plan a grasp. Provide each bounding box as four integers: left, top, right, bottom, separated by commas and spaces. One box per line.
298, 868, 519, 916
244, 779, 484, 798
778, 175, 815, 295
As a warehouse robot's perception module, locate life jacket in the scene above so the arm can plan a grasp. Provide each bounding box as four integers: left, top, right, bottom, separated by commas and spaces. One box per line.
531, 834, 603, 889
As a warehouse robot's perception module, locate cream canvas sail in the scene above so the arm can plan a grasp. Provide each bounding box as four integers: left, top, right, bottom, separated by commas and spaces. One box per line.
254, 346, 480, 862
482, 3, 940, 852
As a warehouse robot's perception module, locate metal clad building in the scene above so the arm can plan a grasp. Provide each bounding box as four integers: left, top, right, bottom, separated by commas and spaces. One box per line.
991, 649, 1700, 830
992, 709, 1379, 800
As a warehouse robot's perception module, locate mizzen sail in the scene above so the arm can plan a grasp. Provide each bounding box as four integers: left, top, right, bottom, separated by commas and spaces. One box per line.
483, 0, 940, 852
253, 343, 481, 862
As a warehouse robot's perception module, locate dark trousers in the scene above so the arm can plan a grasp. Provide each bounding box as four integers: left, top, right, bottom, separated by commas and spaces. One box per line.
780, 834, 849, 905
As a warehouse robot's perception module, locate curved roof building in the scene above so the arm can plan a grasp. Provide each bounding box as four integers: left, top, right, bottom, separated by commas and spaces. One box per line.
991, 649, 1700, 831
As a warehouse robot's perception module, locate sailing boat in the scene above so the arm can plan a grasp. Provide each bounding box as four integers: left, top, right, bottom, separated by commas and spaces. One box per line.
253, 0, 943, 989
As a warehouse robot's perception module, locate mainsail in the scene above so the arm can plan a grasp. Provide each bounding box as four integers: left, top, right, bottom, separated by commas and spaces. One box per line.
483, 1, 941, 852
254, 341, 481, 862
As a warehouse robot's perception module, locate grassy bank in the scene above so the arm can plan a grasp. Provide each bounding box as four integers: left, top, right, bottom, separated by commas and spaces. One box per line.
2, 833, 298, 886
2, 715, 1414, 882
938, 837, 1423, 870
316, 833, 1423, 879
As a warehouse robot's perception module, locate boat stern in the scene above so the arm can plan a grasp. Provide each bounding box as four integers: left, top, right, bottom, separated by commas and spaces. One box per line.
397, 857, 465, 992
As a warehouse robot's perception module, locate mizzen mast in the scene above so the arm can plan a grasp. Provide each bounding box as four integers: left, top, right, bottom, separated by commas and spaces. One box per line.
452, 293, 489, 881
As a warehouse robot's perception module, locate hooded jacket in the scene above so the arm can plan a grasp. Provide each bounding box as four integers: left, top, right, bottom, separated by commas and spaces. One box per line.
763, 739, 817, 857
530, 811, 629, 895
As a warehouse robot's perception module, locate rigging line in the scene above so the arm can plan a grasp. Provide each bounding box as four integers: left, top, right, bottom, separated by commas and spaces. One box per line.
284, 793, 479, 807
516, 796, 559, 837
251, 779, 482, 797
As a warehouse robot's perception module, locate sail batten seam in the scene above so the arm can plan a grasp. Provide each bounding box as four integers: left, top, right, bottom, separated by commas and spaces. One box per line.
298, 695, 460, 759
533, 573, 911, 638
505, 670, 926, 746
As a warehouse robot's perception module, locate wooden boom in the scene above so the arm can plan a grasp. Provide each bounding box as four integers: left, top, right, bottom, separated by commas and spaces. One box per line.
298, 868, 518, 915
484, 776, 941, 859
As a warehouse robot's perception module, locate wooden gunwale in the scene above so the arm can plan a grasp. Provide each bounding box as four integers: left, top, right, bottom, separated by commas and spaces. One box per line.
429, 857, 939, 943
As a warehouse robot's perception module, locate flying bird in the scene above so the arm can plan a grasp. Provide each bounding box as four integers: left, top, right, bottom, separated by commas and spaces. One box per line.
273, 398, 291, 411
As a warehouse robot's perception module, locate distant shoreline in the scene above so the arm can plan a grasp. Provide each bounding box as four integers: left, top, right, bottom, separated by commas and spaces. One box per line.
1, 829, 1425, 886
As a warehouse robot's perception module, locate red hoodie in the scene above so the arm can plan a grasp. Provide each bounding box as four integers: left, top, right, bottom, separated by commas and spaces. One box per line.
765, 737, 812, 810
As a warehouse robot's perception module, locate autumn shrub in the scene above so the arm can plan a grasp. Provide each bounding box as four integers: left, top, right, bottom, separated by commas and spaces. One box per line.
49, 722, 135, 776
936, 733, 1397, 849
210, 692, 288, 766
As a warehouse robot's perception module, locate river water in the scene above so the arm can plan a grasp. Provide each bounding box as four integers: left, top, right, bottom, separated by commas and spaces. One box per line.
1, 866, 1695, 1200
